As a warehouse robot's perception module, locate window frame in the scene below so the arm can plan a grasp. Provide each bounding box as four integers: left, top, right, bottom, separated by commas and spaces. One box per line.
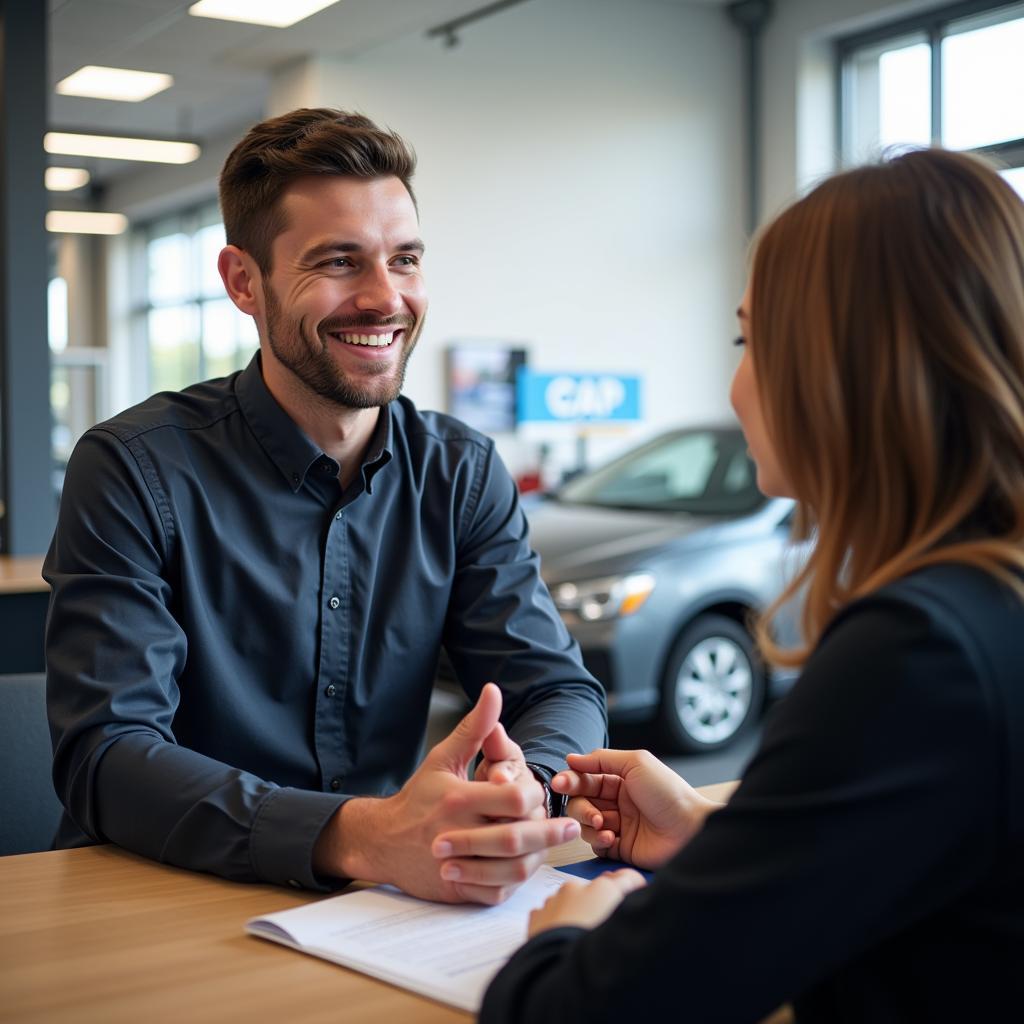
836, 0, 1024, 172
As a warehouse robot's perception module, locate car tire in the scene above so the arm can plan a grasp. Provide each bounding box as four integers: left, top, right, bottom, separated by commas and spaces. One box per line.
658, 613, 765, 754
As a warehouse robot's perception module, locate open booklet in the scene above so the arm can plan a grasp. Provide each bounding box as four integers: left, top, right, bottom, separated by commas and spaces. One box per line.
246, 865, 570, 1012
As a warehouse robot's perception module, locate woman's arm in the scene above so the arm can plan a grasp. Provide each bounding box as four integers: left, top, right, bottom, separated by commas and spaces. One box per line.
481, 594, 999, 1024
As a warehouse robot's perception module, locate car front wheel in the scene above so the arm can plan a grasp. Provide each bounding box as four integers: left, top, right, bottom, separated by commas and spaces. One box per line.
659, 613, 765, 754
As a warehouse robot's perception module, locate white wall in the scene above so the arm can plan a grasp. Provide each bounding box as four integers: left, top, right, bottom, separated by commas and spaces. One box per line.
759, 0, 943, 220
103, 0, 748, 475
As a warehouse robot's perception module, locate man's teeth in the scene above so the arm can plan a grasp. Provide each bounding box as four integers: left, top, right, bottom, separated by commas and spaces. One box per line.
336, 332, 395, 347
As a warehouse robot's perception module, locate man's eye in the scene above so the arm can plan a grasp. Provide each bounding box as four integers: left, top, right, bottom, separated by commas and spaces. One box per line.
321, 258, 351, 269
733, 335, 746, 347
392, 255, 419, 267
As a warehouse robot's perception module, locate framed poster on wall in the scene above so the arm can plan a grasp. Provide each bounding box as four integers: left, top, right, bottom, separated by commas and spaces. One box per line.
445, 343, 527, 435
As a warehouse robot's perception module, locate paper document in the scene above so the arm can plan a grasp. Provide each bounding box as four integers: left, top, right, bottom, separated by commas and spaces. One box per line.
246, 865, 568, 1012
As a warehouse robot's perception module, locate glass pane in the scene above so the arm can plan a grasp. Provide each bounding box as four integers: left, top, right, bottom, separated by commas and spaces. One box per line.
197, 222, 226, 299
51, 367, 72, 465
846, 36, 931, 163
148, 232, 192, 305
559, 430, 761, 513
1002, 166, 1024, 200
51, 364, 101, 466
201, 298, 257, 380
48, 277, 68, 353
942, 13, 1024, 150
149, 304, 200, 393
878, 43, 932, 149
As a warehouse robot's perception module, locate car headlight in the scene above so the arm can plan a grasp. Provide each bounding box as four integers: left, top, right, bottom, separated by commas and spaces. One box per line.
551, 572, 656, 622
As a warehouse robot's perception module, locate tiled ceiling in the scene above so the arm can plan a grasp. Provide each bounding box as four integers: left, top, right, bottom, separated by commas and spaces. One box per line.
48, 0, 495, 183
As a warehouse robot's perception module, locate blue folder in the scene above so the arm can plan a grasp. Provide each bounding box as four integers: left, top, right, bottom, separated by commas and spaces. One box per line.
556, 858, 654, 883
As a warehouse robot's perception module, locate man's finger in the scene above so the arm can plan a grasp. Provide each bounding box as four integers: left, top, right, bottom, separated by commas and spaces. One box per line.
484, 757, 529, 785
452, 881, 521, 906
443, 777, 546, 820
480, 721, 523, 767
432, 817, 580, 858
428, 683, 503, 775
440, 850, 545, 887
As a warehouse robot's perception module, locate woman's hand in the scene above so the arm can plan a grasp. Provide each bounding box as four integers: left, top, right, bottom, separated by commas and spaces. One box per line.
528, 869, 647, 937
551, 749, 724, 870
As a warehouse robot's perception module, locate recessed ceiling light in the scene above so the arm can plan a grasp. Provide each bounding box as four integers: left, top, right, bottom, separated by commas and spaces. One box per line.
46, 211, 128, 235
56, 65, 173, 103
44, 132, 200, 165
45, 167, 92, 192
187, 0, 341, 29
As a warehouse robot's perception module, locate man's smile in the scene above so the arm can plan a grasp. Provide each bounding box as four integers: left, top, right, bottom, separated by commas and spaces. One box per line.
328, 328, 401, 348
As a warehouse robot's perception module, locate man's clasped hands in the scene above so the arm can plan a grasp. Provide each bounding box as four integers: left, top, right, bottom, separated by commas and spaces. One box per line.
315, 683, 724, 935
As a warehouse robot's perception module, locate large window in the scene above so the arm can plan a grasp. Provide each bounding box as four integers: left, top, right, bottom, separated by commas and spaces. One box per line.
141, 202, 258, 395
839, 1, 1024, 197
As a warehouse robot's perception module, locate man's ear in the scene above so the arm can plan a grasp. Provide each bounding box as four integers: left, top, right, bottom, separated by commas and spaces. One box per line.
218, 245, 261, 316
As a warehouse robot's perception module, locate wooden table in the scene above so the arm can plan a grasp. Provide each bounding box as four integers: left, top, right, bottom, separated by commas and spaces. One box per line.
0, 782, 754, 1023
0, 556, 47, 595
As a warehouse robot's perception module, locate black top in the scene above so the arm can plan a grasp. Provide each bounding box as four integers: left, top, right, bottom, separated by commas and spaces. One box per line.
44, 355, 606, 890
482, 564, 1024, 1023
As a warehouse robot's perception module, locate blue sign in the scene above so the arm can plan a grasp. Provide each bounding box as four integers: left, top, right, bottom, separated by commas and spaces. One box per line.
516, 370, 642, 423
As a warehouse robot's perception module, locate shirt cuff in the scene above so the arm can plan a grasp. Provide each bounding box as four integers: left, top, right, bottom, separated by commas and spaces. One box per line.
249, 786, 348, 891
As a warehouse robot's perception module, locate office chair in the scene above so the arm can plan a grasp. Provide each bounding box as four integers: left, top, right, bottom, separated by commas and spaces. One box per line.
0, 673, 64, 856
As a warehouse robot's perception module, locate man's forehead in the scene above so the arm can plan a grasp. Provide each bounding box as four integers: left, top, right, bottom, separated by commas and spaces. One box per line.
273, 175, 420, 255
281, 174, 415, 217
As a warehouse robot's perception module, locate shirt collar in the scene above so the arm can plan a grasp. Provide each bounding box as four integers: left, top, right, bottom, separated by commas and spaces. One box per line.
235, 352, 393, 494
361, 404, 393, 494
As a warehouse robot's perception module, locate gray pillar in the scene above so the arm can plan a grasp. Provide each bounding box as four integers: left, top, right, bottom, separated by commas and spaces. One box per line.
727, 0, 774, 236
0, 0, 52, 554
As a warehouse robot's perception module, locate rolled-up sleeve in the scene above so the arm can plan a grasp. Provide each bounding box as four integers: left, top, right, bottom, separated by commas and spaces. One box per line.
443, 442, 607, 776
45, 429, 344, 888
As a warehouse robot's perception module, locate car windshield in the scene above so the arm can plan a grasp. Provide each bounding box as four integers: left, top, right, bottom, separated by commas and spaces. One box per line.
556, 428, 764, 515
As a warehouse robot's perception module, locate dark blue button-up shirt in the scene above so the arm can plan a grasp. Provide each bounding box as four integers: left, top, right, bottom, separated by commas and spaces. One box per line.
45, 354, 606, 888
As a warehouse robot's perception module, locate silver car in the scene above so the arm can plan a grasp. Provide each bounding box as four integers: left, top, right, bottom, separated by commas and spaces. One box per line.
526, 425, 802, 753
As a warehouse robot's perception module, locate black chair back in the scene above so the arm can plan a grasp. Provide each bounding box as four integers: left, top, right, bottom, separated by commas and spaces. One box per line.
0, 673, 63, 855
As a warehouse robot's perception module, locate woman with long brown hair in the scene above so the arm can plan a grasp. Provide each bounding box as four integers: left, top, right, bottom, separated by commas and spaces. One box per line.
453, 148, 1024, 1021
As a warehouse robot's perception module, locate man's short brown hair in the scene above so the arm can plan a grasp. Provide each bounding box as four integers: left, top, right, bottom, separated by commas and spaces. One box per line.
219, 108, 417, 271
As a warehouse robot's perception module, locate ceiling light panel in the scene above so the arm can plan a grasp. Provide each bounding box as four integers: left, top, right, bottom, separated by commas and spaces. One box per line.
56, 65, 173, 102
44, 132, 200, 165
45, 168, 91, 192
46, 211, 128, 236
187, 0, 341, 28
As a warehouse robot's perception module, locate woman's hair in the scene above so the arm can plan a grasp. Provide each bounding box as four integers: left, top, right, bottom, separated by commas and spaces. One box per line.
752, 148, 1024, 667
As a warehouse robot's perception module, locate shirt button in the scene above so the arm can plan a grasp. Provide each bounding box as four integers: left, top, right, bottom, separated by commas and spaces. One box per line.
328, 596, 340, 610
291, 473, 300, 485
325, 683, 336, 697
287, 879, 302, 889
334, 511, 343, 520
330, 778, 342, 791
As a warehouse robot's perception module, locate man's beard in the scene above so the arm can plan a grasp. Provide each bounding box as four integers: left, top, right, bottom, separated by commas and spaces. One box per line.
262, 282, 420, 410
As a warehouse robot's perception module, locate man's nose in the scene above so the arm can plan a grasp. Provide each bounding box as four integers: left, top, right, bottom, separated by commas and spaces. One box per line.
354, 264, 403, 317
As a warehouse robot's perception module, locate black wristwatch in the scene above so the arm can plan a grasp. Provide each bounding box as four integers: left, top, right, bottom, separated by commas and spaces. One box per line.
526, 763, 567, 818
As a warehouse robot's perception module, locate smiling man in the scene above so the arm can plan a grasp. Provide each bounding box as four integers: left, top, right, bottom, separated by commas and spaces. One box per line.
44, 109, 606, 901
